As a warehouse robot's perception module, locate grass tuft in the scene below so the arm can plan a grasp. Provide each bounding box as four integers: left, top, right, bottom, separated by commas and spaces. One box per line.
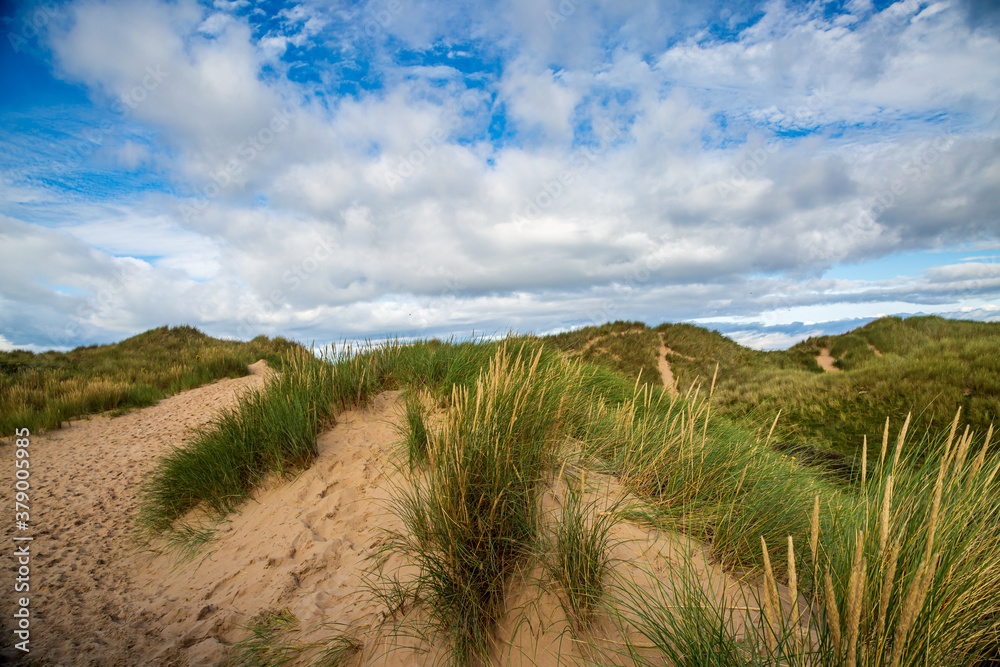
546, 468, 620, 632
137, 346, 339, 537
227, 608, 302, 667
402, 389, 431, 468
384, 342, 566, 665
227, 609, 363, 667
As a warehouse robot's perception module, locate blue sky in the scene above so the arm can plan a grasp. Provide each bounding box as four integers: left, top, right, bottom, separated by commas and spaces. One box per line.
1, 0, 998, 352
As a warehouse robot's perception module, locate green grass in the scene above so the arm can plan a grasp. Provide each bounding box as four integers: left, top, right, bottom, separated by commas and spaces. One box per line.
110, 321, 998, 665
546, 468, 621, 633
612, 555, 750, 667
228, 607, 302, 667
0, 325, 298, 436
549, 320, 662, 386
137, 346, 337, 536
137, 340, 409, 540
615, 416, 1000, 666
656, 316, 1000, 462
544, 317, 1000, 482
401, 389, 431, 468
383, 342, 566, 665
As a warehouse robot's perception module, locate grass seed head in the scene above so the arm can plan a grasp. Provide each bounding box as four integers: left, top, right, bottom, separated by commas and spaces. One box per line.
825, 568, 843, 655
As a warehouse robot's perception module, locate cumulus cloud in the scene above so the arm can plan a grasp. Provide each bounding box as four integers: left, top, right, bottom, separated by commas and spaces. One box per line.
0, 0, 998, 351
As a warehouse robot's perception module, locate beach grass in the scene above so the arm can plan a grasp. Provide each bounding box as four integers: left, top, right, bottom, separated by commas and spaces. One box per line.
63, 320, 996, 665
382, 342, 565, 664
545, 468, 621, 633
546, 316, 999, 483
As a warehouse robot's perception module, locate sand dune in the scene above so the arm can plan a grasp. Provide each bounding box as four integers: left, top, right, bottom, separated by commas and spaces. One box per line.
2, 362, 803, 665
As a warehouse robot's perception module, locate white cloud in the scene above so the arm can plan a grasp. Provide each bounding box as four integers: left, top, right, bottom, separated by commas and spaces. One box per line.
47, 0, 294, 184
0, 0, 997, 350
501, 61, 581, 141
115, 140, 152, 169
198, 12, 232, 36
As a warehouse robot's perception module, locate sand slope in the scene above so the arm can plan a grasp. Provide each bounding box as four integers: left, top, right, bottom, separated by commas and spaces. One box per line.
132, 390, 406, 665
1, 362, 269, 665
2, 363, 805, 665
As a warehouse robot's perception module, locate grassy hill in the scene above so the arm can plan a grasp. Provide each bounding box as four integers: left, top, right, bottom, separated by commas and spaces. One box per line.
546, 316, 1000, 477
0, 325, 299, 436
4, 323, 998, 664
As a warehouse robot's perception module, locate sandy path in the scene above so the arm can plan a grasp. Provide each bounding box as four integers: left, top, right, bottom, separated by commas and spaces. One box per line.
576, 331, 682, 394
656, 333, 678, 395
816, 348, 840, 372
0, 363, 269, 666
1, 364, 809, 665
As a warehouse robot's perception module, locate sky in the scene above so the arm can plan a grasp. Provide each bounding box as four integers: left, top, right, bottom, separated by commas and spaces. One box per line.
0, 0, 998, 352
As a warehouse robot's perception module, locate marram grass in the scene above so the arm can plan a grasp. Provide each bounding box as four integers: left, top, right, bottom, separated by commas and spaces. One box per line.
138, 342, 397, 538
227, 608, 363, 667
123, 332, 998, 666
383, 342, 566, 665
546, 467, 622, 634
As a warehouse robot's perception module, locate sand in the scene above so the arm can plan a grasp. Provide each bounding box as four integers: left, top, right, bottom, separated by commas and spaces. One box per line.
0, 361, 270, 665
656, 333, 678, 395
2, 361, 805, 665
815, 348, 840, 372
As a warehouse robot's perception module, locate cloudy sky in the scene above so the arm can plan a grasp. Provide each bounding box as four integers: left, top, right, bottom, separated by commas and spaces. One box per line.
1, 0, 998, 352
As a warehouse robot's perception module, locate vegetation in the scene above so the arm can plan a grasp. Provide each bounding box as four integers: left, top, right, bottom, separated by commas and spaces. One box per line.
547, 316, 1000, 476
657, 316, 1000, 459
0, 325, 297, 436
227, 608, 362, 667
383, 343, 566, 663
137, 345, 343, 536
376, 334, 997, 665
546, 468, 621, 633
548, 320, 663, 386
401, 389, 431, 468
19, 319, 995, 665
